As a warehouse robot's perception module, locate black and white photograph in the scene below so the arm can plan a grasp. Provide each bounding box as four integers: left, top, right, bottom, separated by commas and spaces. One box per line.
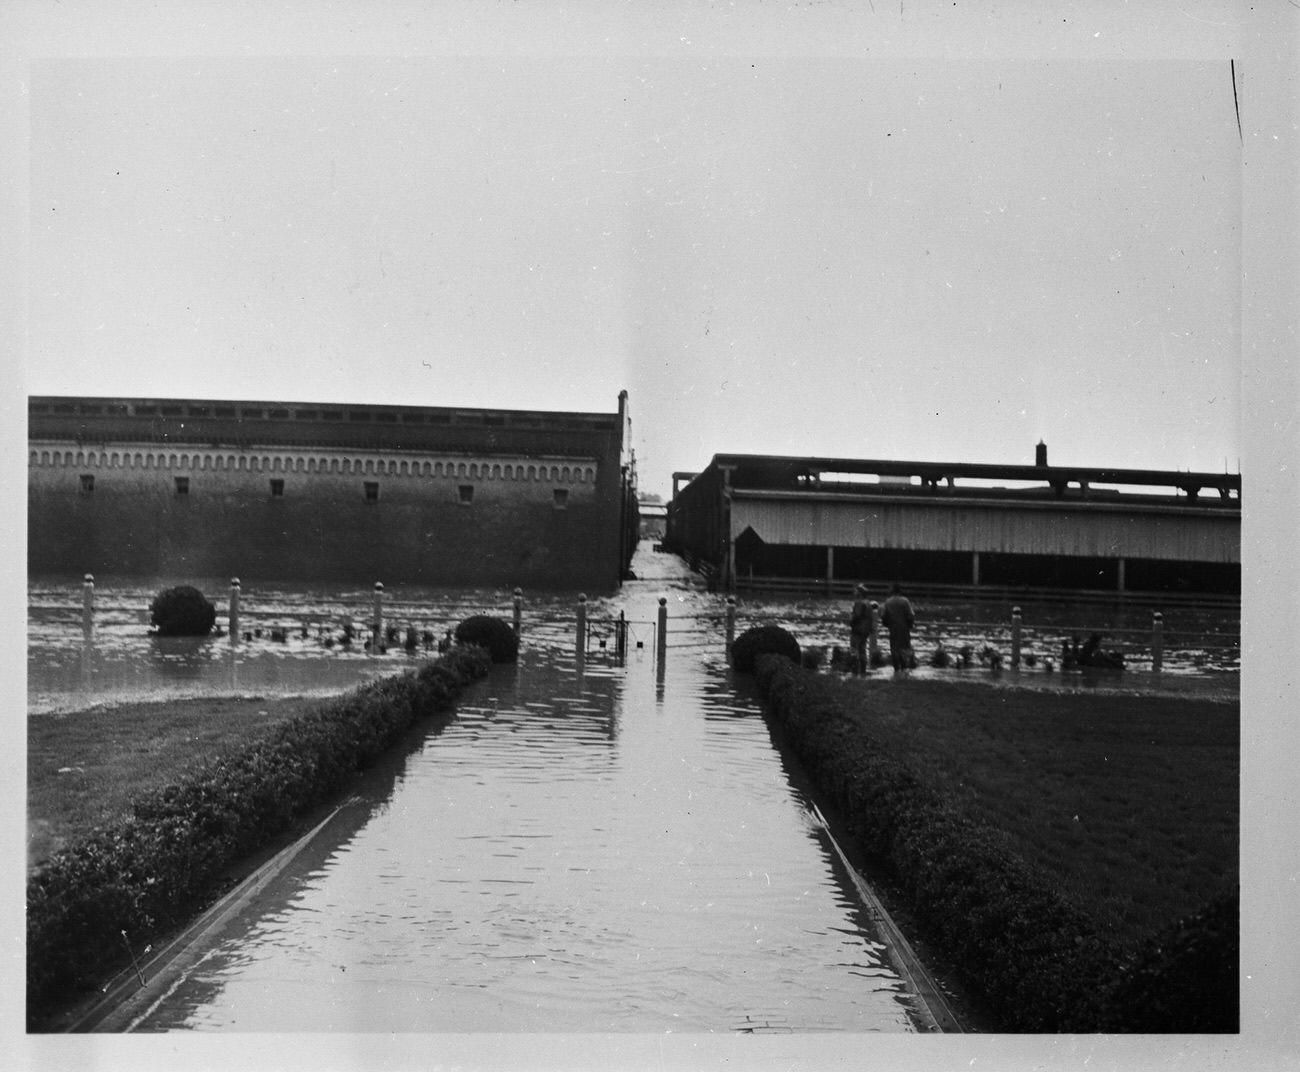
5, 2, 1296, 1070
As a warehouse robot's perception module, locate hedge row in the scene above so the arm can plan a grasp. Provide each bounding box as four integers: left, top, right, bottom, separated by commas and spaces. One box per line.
27, 644, 492, 1026
751, 654, 1238, 1033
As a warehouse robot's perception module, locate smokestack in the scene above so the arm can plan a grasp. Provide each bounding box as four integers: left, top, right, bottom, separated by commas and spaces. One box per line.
1035, 440, 1048, 467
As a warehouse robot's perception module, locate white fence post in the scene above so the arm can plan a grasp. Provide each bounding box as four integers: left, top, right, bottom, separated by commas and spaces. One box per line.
576, 594, 587, 657
82, 574, 94, 635
229, 578, 241, 642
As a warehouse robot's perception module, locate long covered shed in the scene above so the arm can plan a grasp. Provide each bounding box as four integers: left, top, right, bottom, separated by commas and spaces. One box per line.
666, 450, 1240, 598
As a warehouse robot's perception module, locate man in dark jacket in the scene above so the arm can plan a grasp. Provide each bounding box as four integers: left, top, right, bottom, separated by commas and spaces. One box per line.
849, 583, 875, 674
880, 583, 915, 676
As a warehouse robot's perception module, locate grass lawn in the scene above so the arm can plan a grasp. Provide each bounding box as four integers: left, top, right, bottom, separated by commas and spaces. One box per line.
825, 677, 1239, 946
27, 695, 325, 872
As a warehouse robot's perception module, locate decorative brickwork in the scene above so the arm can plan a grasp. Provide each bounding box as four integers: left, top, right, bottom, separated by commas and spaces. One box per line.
28, 394, 637, 589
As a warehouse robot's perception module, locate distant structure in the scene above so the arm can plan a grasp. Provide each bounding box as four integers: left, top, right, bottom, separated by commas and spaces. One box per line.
28, 393, 638, 590
637, 497, 667, 540
666, 447, 1240, 599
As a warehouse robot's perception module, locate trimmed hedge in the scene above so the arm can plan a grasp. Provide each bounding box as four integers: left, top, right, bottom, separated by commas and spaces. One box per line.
26, 645, 491, 1026
730, 624, 801, 673
454, 615, 520, 663
1096, 889, 1239, 1033
751, 654, 1237, 1032
149, 585, 217, 637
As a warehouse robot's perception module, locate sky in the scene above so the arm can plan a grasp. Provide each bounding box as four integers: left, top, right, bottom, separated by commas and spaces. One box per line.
19, 19, 1252, 500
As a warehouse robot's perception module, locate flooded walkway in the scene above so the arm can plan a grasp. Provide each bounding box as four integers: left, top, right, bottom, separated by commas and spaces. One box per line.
113, 549, 928, 1033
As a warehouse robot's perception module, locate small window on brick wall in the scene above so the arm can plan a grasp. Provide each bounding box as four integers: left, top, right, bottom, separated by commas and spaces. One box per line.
270, 478, 285, 498
174, 476, 190, 495
80, 474, 94, 494
553, 488, 569, 509
364, 481, 379, 503
458, 484, 474, 505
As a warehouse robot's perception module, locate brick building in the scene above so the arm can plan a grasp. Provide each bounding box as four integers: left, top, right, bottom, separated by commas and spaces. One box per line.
28, 392, 638, 591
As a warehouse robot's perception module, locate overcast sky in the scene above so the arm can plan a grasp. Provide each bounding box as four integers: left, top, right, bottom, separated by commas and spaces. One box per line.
22, 23, 1249, 498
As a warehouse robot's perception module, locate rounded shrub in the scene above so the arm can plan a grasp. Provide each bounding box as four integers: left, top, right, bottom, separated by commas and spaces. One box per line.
730, 624, 801, 673
454, 615, 519, 663
149, 585, 217, 637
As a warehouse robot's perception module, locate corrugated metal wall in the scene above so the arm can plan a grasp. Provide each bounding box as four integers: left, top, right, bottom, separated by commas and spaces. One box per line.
731, 493, 1239, 564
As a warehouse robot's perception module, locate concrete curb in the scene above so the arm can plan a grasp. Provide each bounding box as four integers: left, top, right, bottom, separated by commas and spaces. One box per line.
65, 800, 356, 1033
808, 802, 966, 1034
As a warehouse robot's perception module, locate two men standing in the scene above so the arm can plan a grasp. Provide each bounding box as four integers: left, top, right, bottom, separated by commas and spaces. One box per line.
851, 582, 915, 677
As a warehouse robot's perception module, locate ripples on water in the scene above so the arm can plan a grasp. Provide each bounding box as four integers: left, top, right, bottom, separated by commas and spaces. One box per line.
130, 642, 923, 1033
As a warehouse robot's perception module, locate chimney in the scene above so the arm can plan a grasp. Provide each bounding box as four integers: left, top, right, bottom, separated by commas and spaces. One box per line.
1035, 440, 1048, 467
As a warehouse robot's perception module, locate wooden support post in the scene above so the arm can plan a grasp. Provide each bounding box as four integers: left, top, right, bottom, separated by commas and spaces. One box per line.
868, 602, 880, 666
372, 582, 384, 652
82, 574, 95, 635
1011, 606, 1022, 670
1152, 611, 1164, 673
229, 578, 241, 642
513, 587, 523, 637
826, 547, 834, 596
657, 597, 668, 664
576, 594, 587, 657
725, 596, 737, 660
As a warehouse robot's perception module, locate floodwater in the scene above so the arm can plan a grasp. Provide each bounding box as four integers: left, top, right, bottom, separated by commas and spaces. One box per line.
28, 545, 1239, 715
108, 550, 927, 1033
27, 545, 1238, 1032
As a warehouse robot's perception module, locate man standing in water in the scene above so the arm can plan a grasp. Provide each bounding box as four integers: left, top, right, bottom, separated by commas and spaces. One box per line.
881, 583, 915, 677
849, 583, 875, 674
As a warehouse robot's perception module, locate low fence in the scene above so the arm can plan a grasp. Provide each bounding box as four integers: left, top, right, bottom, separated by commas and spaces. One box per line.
723, 568, 1241, 613
47, 575, 1240, 675
722, 597, 1239, 674
51, 576, 671, 664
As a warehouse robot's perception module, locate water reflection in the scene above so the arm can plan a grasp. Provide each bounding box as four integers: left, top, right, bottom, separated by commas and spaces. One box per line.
30, 552, 1238, 715
125, 601, 925, 1032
